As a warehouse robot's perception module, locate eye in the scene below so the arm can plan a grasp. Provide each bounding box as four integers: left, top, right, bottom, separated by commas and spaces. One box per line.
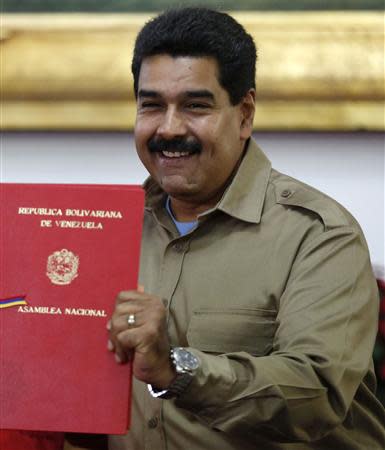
140, 101, 162, 110
186, 102, 210, 111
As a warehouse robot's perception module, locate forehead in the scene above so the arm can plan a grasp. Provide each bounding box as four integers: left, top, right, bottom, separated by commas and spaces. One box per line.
137, 54, 223, 95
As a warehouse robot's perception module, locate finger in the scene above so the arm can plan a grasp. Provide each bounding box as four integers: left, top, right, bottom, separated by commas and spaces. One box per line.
111, 311, 141, 334
114, 301, 143, 320
115, 352, 124, 364
138, 284, 145, 293
116, 290, 147, 304
107, 339, 114, 352
114, 349, 134, 364
109, 309, 142, 360
116, 328, 140, 348
112, 337, 127, 364
114, 329, 141, 364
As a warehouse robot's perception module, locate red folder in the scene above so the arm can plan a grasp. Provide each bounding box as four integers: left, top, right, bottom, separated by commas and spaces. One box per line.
0, 183, 144, 434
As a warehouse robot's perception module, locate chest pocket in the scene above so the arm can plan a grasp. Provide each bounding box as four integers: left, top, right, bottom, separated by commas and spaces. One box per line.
186, 308, 277, 356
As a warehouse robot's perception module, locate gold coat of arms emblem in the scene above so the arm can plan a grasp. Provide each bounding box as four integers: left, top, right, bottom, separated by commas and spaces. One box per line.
46, 249, 79, 285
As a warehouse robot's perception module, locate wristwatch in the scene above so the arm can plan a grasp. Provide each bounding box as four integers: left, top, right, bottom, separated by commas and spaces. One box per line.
148, 347, 200, 399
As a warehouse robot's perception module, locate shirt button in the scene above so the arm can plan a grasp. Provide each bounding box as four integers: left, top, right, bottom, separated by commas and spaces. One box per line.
173, 242, 185, 252
148, 417, 159, 429
281, 189, 292, 198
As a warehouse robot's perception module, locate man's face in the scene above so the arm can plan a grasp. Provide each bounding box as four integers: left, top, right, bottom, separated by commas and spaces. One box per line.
134, 54, 254, 210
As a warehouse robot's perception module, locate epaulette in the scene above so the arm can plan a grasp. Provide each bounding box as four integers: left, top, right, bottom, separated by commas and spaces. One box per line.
271, 171, 352, 230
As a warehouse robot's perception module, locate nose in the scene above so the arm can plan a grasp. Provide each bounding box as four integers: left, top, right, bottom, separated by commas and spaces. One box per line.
157, 106, 187, 140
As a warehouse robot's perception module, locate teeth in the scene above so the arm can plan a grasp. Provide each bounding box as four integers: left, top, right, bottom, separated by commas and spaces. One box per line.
162, 151, 190, 158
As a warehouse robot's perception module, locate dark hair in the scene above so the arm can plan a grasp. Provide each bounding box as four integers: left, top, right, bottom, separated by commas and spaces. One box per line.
131, 7, 257, 105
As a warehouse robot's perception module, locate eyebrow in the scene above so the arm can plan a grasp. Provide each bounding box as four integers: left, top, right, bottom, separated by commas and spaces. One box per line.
185, 90, 215, 100
138, 89, 215, 101
138, 89, 160, 98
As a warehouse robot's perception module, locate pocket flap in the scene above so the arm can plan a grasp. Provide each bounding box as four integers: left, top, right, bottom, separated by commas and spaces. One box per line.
187, 308, 276, 355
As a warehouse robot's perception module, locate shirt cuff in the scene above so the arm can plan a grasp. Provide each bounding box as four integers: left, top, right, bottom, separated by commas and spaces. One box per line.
147, 383, 169, 398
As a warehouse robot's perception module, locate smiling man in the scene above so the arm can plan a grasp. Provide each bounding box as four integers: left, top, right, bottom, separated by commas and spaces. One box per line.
65, 7, 384, 450
134, 54, 254, 220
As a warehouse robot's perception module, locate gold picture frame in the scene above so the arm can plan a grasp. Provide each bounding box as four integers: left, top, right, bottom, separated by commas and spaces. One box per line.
1, 12, 384, 131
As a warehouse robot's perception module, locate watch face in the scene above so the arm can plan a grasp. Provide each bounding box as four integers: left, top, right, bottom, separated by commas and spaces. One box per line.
174, 348, 199, 371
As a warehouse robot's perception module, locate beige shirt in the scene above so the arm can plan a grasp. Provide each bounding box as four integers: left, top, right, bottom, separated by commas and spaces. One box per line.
110, 140, 385, 450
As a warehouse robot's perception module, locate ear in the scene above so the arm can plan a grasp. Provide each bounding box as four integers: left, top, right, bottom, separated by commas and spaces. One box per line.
239, 89, 256, 140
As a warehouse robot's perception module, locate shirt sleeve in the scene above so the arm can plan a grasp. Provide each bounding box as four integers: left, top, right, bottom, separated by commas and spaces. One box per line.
174, 226, 380, 442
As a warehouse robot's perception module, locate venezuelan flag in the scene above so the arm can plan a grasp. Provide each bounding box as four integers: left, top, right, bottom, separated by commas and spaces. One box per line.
0, 296, 27, 309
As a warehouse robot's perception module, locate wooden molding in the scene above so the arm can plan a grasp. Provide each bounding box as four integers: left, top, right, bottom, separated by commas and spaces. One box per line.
1, 12, 384, 131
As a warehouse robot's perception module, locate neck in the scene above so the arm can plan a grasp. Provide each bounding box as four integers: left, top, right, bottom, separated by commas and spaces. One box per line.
168, 197, 216, 222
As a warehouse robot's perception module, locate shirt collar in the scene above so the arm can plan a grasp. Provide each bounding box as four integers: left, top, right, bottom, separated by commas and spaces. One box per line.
143, 138, 272, 224
216, 138, 271, 224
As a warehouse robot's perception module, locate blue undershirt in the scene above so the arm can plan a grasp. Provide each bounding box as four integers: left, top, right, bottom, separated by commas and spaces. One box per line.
165, 197, 198, 236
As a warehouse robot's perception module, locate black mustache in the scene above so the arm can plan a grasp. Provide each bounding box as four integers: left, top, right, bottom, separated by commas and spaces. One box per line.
147, 137, 202, 154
